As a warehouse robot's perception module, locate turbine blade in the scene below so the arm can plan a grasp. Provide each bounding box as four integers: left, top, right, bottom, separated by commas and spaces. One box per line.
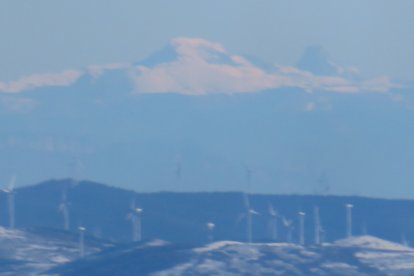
243, 193, 250, 209
268, 203, 276, 216
236, 213, 246, 224
282, 216, 292, 226
130, 198, 136, 210
250, 209, 260, 215
8, 175, 16, 191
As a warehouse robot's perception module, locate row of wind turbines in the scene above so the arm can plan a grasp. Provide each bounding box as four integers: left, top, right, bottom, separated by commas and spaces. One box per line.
0, 175, 355, 258
235, 192, 355, 245
235, 167, 354, 245
0, 176, 89, 257
53, 182, 353, 250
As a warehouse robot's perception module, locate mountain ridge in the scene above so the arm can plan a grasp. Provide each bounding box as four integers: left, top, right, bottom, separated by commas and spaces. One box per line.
2, 179, 414, 245
48, 235, 414, 275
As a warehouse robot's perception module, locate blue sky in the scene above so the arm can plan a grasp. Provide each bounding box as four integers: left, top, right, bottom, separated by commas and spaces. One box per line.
1, 1, 413, 81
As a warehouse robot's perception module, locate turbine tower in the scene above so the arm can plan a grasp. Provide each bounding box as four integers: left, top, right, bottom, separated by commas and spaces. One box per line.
71, 157, 83, 187
314, 206, 321, 244
282, 217, 294, 243
243, 193, 259, 243
206, 222, 215, 242
298, 212, 305, 245
401, 233, 409, 246
127, 199, 143, 242
345, 203, 353, 238
133, 208, 143, 242
268, 203, 278, 241
245, 166, 252, 192
175, 160, 182, 192
58, 189, 70, 231
1, 176, 16, 229
78, 226, 86, 257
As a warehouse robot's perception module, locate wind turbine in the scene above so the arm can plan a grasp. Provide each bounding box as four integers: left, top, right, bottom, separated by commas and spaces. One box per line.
243, 193, 259, 243
78, 226, 86, 257
401, 233, 409, 246
244, 166, 252, 192
345, 204, 353, 238
319, 226, 326, 243
58, 189, 70, 231
298, 212, 305, 245
282, 216, 294, 243
127, 199, 143, 242
69, 157, 83, 187
361, 222, 368, 235
314, 206, 321, 245
1, 176, 16, 229
206, 222, 215, 242
174, 158, 183, 192
268, 203, 278, 241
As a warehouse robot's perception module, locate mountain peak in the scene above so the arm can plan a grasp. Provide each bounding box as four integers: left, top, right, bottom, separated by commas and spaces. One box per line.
171, 37, 225, 54
0, 37, 395, 95
137, 37, 239, 69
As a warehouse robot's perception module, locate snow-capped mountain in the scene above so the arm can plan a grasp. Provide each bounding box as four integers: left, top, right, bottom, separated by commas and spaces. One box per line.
0, 37, 394, 95
0, 226, 112, 275
0, 38, 413, 197
48, 236, 414, 275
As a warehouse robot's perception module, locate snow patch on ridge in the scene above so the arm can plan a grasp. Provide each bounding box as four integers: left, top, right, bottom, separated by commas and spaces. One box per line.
334, 235, 414, 251
0, 70, 83, 93
131, 38, 397, 95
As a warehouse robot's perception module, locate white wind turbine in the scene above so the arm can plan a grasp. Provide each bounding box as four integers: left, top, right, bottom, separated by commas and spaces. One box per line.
282, 216, 294, 243
68, 157, 84, 188
320, 227, 326, 243
314, 206, 321, 245
268, 203, 278, 241
345, 203, 353, 238
361, 222, 368, 235
174, 157, 183, 192
78, 226, 86, 257
58, 189, 70, 231
72, 157, 85, 186
245, 166, 252, 192
242, 193, 259, 243
127, 199, 143, 242
298, 212, 305, 245
401, 233, 409, 246
206, 222, 215, 242
1, 176, 16, 229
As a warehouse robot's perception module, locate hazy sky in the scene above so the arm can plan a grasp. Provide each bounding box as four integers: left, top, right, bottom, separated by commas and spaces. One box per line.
1, 1, 413, 81
2, 1, 414, 198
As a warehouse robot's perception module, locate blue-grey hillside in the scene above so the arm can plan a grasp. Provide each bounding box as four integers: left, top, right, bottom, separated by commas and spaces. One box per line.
2, 179, 414, 245
0, 226, 112, 275
49, 237, 414, 275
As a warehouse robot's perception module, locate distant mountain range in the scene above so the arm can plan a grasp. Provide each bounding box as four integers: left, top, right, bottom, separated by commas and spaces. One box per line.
0, 37, 413, 197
